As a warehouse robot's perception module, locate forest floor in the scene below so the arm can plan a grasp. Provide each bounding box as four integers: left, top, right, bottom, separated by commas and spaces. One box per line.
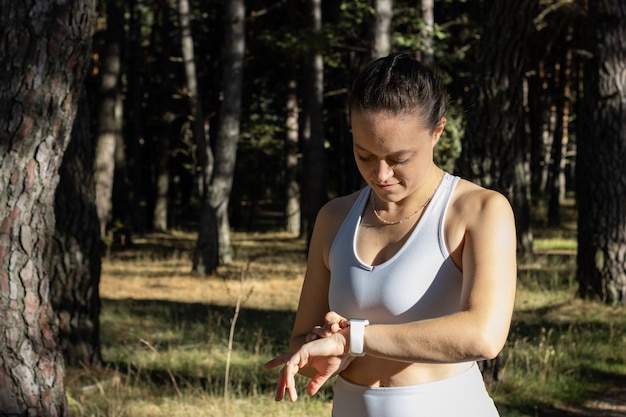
543, 387, 626, 417
533, 200, 626, 417
99, 223, 626, 417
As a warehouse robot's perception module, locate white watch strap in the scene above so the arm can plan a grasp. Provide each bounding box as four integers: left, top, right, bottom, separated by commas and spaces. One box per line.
349, 319, 369, 356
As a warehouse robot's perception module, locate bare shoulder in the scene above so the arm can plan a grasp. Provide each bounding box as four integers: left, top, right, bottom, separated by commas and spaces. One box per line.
316, 189, 362, 232
445, 178, 516, 267
451, 178, 514, 222
310, 189, 364, 259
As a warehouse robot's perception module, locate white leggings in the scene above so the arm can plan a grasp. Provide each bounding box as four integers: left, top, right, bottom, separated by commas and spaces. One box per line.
332, 363, 499, 417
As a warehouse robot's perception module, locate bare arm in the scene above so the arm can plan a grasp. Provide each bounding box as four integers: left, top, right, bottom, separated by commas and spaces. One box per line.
362, 188, 517, 363
285, 196, 355, 375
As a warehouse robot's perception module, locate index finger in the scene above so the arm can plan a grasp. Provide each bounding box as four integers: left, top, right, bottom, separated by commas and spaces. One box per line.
264, 352, 293, 369
324, 311, 348, 332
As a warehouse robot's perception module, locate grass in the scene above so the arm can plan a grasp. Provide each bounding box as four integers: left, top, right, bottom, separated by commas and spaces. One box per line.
65, 229, 626, 417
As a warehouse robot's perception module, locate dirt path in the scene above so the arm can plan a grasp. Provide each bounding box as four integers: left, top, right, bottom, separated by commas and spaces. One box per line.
543, 386, 626, 416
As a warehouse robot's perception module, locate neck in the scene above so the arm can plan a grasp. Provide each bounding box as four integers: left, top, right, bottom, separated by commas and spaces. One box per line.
371, 169, 443, 226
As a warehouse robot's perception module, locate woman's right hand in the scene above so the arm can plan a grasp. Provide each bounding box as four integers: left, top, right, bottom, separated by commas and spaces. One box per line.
264, 329, 353, 401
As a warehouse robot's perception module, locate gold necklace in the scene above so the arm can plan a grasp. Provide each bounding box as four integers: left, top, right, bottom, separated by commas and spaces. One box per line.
371, 185, 438, 226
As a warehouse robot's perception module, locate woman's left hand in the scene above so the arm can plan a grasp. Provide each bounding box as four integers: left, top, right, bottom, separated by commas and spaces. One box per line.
264, 330, 352, 401
305, 311, 349, 342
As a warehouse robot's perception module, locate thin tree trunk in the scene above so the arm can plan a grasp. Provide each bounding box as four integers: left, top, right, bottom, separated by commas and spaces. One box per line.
0, 1, 96, 414
302, 0, 325, 243
576, 0, 626, 304
285, 0, 301, 236
547, 28, 573, 227
151, 0, 178, 232
153, 131, 171, 232
527, 58, 551, 199
179, 0, 211, 189
177, 0, 217, 274
126, 0, 147, 234
94, 0, 124, 238
372, 0, 393, 59
208, 0, 246, 264
418, 0, 434, 66
285, 77, 301, 235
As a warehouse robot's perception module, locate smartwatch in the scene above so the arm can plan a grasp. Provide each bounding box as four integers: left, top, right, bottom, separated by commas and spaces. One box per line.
348, 318, 369, 356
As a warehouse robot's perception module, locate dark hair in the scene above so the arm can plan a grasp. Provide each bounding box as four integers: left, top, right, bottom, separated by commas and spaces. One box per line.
349, 52, 448, 133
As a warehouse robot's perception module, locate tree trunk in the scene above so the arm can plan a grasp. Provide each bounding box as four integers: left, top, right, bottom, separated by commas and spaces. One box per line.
576, 0, 626, 304
527, 58, 552, 200
302, 0, 326, 243
0, 1, 96, 414
284, 0, 301, 236
417, 0, 434, 67
178, 0, 212, 198
207, 0, 246, 265
547, 28, 573, 227
456, 0, 538, 256
150, 0, 179, 232
94, 0, 124, 238
372, 0, 393, 59
125, 0, 147, 234
50, 89, 103, 369
285, 77, 301, 235
153, 132, 171, 232
179, 0, 218, 274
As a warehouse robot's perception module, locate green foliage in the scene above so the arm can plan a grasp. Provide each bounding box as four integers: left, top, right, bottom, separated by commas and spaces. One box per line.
435, 103, 464, 172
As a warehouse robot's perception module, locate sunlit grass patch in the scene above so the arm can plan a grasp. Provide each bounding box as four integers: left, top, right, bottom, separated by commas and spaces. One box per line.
533, 237, 577, 252
68, 230, 626, 416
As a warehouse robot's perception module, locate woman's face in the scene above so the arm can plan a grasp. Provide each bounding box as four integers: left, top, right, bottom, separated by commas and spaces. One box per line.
351, 109, 445, 203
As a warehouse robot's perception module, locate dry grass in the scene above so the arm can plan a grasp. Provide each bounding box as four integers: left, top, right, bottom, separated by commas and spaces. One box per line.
66, 227, 626, 417
68, 230, 327, 417
100, 231, 307, 311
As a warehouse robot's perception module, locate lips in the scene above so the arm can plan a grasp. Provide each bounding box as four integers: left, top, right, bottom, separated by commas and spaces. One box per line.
375, 183, 399, 191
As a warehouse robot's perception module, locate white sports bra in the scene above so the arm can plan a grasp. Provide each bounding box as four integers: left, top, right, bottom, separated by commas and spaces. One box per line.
328, 173, 463, 324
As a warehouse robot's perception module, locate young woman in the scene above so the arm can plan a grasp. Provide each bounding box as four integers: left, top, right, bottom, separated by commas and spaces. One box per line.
265, 52, 517, 416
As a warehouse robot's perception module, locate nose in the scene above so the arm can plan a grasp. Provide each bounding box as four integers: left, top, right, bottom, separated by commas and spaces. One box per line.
375, 160, 393, 183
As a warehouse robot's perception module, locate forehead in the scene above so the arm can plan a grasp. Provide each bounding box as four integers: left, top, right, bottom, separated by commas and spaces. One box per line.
350, 109, 427, 133
353, 142, 414, 157
350, 110, 430, 152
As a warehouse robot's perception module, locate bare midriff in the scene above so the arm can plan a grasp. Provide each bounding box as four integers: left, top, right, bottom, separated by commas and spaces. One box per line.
340, 357, 474, 387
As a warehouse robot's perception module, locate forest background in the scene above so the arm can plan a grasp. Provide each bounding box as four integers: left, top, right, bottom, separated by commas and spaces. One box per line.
0, 0, 625, 416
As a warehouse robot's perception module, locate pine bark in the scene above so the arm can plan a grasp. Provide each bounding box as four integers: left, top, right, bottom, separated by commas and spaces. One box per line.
577, 0, 626, 304
0, 1, 96, 414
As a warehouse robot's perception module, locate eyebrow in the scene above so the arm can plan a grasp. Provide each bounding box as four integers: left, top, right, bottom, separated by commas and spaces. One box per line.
353, 143, 415, 157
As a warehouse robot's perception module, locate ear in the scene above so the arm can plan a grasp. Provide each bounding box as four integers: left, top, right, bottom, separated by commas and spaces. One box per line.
431, 117, 446, 147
